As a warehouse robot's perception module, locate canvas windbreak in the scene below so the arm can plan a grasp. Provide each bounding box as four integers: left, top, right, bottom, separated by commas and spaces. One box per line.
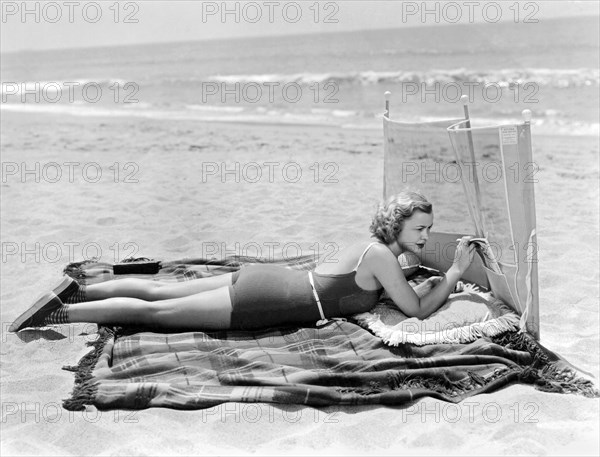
383, 112, 539, 338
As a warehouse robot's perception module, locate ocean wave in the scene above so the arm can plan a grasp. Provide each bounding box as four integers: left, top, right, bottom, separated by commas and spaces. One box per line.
311, 108, 358, 118
206, 68, 599, 88
342, 115, 599, 137
2, 103, 597, 137
0, 103, 340, 127
185, 104, 245, 113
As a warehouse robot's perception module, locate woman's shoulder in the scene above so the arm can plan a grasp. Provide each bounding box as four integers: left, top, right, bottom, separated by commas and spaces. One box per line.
332, 239, 394, 264
344, 239, 392, 253
314, 239, 395, 274
359, 240, 396, 262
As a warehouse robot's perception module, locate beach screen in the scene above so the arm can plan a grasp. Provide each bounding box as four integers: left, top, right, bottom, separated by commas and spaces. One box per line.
383, 114, 540, 338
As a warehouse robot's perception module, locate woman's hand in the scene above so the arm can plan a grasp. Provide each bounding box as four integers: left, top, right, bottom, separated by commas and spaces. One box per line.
452, 236, 476, 275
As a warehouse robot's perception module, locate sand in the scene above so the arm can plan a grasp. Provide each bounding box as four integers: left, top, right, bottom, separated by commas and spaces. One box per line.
1, 111, 598, 456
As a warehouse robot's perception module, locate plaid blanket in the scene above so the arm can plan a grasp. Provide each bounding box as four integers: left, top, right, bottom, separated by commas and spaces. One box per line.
62, 257, 599, 410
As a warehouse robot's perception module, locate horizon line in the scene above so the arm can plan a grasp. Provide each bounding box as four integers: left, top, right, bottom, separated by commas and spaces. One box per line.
2, 13, 598, 56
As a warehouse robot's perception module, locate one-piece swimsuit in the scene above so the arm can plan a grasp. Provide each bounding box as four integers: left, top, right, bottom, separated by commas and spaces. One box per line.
227, 242, 383, 329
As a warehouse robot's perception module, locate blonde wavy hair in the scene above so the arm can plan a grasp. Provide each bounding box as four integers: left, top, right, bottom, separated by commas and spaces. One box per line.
369, 191, 432, 244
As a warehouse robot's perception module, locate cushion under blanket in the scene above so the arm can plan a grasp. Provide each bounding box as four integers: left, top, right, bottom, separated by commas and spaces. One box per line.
352, 284, 521, 346
60, 256, 599, 411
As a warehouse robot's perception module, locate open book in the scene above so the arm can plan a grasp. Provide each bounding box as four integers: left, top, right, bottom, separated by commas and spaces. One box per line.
467, 237, 503, 275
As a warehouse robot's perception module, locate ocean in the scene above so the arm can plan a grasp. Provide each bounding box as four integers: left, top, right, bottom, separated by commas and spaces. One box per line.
1, 15, 598, 136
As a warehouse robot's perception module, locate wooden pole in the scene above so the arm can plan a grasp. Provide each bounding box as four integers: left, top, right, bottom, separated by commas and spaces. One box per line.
461, 95, 485, 237
384, 91, 391, 118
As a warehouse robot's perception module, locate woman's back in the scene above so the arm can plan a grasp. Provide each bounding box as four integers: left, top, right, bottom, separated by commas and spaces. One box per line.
313, 240, 384, 291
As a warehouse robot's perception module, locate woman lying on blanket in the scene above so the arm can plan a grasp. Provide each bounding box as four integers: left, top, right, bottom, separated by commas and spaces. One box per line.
9, 191, 475, 332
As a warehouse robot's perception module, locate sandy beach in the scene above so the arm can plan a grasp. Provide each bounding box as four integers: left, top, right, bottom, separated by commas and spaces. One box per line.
1, 111, 598, 456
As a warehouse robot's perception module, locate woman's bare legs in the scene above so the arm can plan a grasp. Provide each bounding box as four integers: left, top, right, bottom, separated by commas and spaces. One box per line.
69, 286, 233, 330
85, 273, 234, 301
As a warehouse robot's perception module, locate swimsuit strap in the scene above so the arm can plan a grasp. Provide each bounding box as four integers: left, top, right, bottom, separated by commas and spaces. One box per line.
308, 271, 330, 326
352, 242, 381, 272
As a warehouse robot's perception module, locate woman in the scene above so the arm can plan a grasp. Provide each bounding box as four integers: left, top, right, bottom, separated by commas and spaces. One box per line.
9, 191, 475, 332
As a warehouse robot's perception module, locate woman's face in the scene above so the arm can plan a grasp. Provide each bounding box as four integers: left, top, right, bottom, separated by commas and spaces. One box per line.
397, 210, 434, 254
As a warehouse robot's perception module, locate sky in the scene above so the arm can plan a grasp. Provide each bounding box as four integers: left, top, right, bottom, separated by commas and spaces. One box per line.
1, 0, 599, 53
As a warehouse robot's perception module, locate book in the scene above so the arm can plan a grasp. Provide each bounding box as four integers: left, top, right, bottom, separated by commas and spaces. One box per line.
466, 237, 503, 274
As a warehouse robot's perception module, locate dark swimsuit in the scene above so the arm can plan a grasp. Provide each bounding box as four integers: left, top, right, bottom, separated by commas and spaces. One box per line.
228, 242, 383, 329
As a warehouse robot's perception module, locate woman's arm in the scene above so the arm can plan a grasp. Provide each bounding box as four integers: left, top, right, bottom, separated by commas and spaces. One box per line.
368, 237, 475, 319
410, 265, 463, 318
